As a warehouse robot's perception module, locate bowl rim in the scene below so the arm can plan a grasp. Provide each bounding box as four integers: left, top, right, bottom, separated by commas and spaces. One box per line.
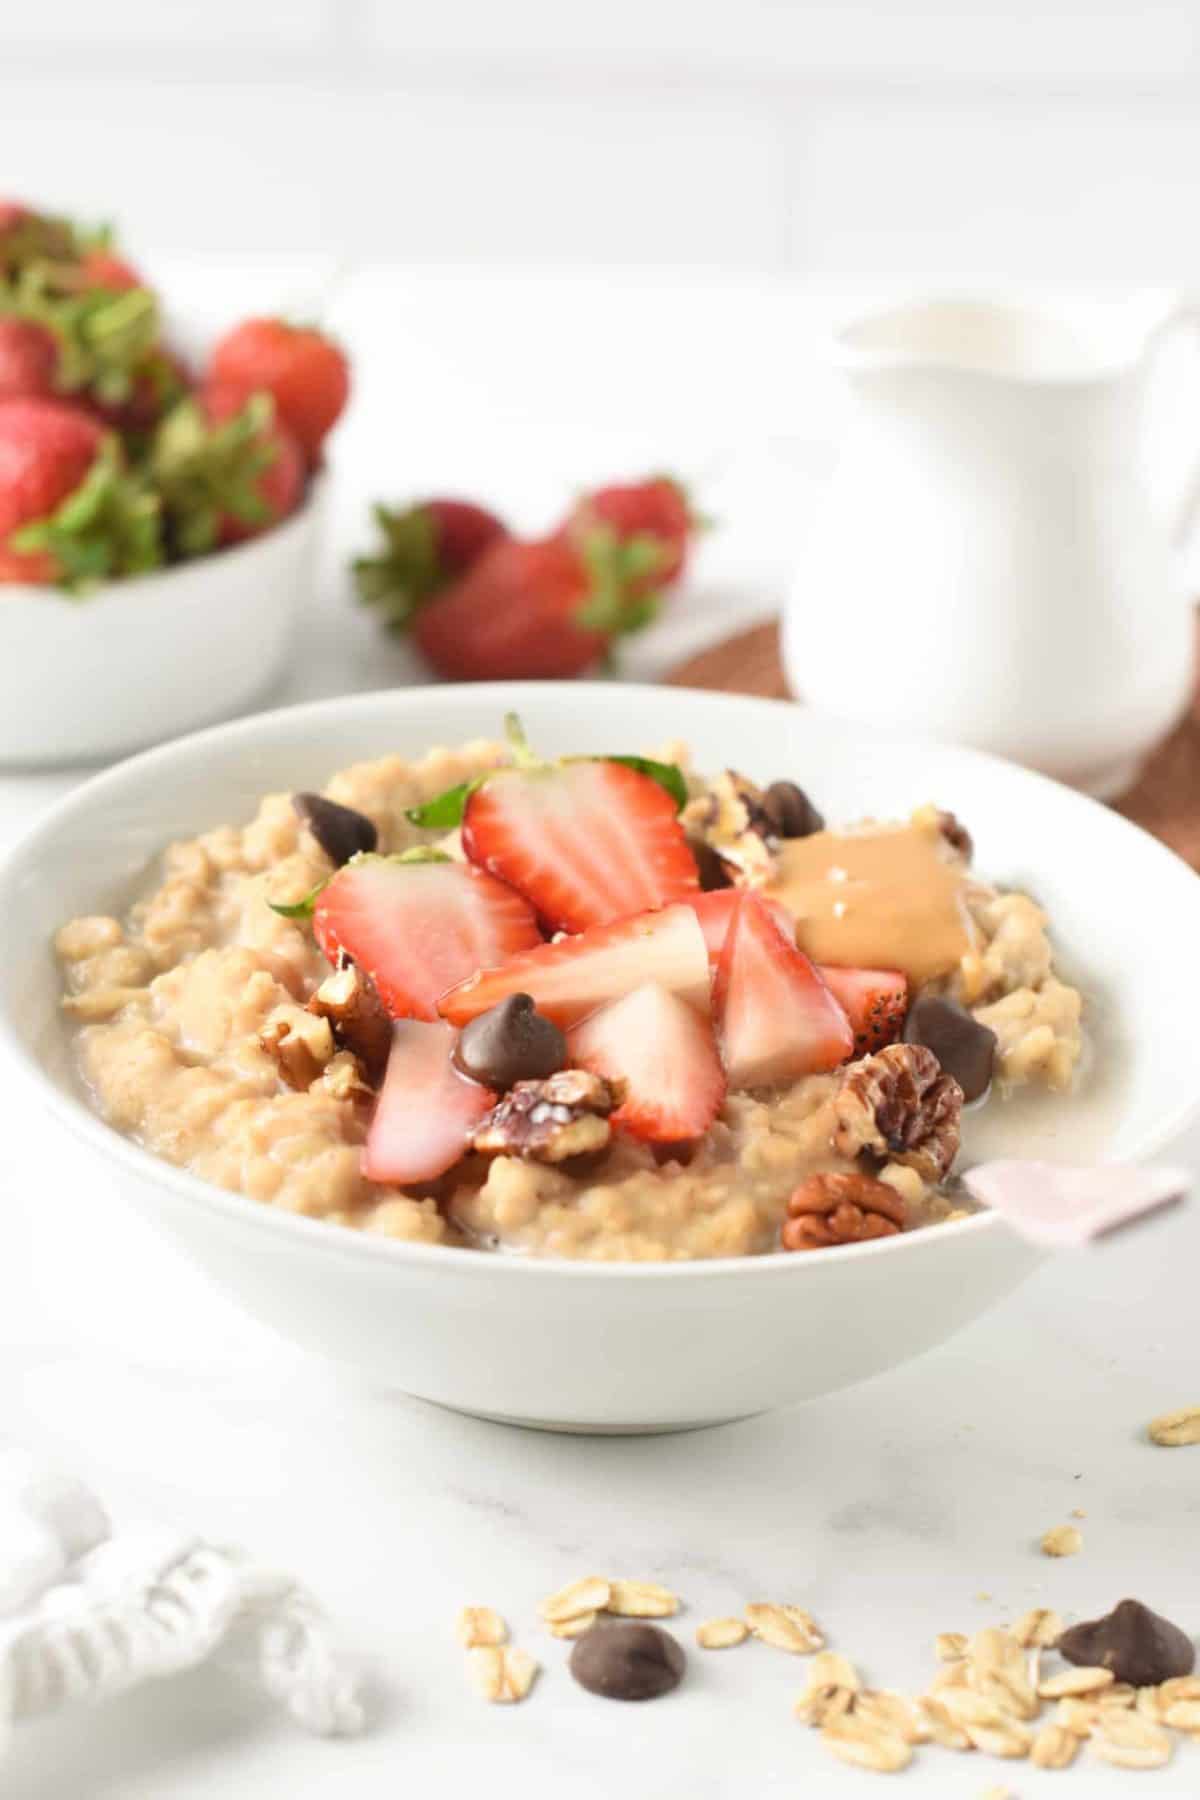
0, 469, 327, 608
5, 679, 1200, 1284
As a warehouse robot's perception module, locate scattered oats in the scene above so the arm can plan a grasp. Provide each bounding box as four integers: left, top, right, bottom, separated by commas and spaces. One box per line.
1040, 1523, 1083, 1557
821, 1711, 912, 1773
979, 1789, 1017, 1800
1039, 1665, 1115, 1699
456, 1605, 507, 1648
605, 1579, 678, 1618
745, 1602, 824, 1653
976, 1591, 994, 1603
1148, 1405, 1200, 1447
1159, 1675, 1200, 1704
940, 1688, 1015, 1730
930, 1658, 971, 1690
1091, 1708, 1173, 1769
1012, 1607, 1063, 1649
935, 1630, 969, 1661
807, 1650, 861, 1693
548, 1611, 597, 1640
794, 1683, 855, 1728
918, 1695, 972, 1750
1032, 1721, 1080, 1768
1163, 1698, 1200, 1729
1070, 1507, 1086, 1519
1136, 1686, 1166, 1722
855, 1688, 929, 1744
975, 1665, 1039, 1722
965, 1718, 1034, 1759
696, 1616, 749, 1650
538, 1576, 612, 1624
1056, 1697, 1101, 1736
969, 1627, 1025, 1674
1098, 1683, 1136, 1711
467, 1645, 539, 1703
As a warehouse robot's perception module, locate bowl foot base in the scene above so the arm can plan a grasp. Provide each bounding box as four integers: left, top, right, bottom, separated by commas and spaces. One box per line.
424, 1398, 761, 1436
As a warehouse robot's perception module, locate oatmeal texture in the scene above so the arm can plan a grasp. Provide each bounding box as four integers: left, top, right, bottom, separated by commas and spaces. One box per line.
58, 744, 1084, 1261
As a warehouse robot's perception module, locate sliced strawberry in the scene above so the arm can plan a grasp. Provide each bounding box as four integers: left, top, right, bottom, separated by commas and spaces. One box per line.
439, 902, 709, 1028
816, 965, 908, 1056
713, 894, 853, 1087
463, 759, 698, 934
570, 982, 725, 1143
685, 889, 794, 965
363, 1020, 493, 1185
313, 856, 541, 1021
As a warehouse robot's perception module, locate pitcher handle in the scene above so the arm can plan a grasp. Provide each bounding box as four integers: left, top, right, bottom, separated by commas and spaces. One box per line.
1147, 297, 1200, 549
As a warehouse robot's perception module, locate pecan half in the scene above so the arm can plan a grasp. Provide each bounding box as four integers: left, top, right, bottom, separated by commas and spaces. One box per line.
307, 963, 392, 1085
781, 1171, 906, 1251
472, 1069, 617, 1163
832, 1042, 963, 1183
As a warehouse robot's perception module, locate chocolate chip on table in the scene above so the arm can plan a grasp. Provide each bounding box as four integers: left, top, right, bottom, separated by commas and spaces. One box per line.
1059, 1599, 1195, 1687
292, 792, 378, 867
762, 780, 824, 839
568, 1620, 686, 1701
453, 993, 568, 1091
903, 993, 997, 1104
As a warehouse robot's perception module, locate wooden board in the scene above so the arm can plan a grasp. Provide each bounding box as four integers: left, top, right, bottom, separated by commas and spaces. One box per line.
668, 617, 1200, 870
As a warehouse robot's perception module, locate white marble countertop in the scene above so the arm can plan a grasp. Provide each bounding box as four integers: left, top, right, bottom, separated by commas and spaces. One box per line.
3, 265, 1200, 1795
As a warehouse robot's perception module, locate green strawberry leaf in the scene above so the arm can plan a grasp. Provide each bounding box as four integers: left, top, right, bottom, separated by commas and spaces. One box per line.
404, 781, 475, 829
268, 878, 328, 920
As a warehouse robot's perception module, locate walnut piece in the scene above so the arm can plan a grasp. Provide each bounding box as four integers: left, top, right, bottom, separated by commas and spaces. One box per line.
259, 1006, 335, 1090
832, 1043, 963, 1183
307, 963, 392, 1085
472, 1069, 617, 1163
782, 1171, 907, 1250
682, 769, 780, 886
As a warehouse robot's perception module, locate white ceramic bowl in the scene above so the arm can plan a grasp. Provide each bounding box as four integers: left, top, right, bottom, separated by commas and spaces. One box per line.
2, 684, 1198, 1432
0, 478, 323, 766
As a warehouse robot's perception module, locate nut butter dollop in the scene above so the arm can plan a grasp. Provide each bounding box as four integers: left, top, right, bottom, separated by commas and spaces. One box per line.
764, 815, 976, 986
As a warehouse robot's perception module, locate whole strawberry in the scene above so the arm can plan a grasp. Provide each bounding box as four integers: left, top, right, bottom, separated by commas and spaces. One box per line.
89, 345, 191, 438
209, 317, 349, 463
153, 383, 305, 555
0, 397, 160, 586
354, 497, 508, 629
412, 533, 658, 681
564, 474, 698, 593
77, 246, 145, 293
0, 318, 59, 401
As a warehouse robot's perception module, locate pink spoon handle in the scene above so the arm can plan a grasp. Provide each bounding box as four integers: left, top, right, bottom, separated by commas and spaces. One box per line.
961, 1161, 1191, 1249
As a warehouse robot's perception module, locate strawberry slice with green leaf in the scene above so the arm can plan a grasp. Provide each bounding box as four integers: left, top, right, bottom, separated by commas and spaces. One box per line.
287, 851, 542, 1021
713, 894, 853, 1087
363, 1019, 494, 1185
439, 901, 709, 1029
415, 715, 697, 933
570, 981, 726, 1144
815, 965, 908, 1056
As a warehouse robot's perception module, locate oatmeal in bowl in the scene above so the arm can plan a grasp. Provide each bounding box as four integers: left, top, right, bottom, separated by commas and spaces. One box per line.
55, 715, 1084, 1265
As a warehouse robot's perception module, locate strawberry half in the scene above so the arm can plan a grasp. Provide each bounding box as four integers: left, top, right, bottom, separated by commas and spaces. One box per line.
713, 894, 853, 1087
463, 758, 698, 934
313, 855, 541, 1021
570, 982, 725, 1144
363, 1020, 494, 1185
439, 901, 709, 1029
816, 965, 908, 1056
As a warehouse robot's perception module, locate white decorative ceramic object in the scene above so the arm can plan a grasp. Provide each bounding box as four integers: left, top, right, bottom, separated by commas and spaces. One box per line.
1, 684, 1198, 1432
783, 294, 1200, 797
0, 479, 324, 766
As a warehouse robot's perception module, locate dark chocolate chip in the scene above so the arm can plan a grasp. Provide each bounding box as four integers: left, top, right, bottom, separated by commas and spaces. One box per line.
1059, 1599, 1195, 1688
452, 993, 567, 1090
762, 780, 824, 839
903, 993, 997, 1103
689, 838, 733, 891
938, 810, 973, 863
292, 793, 378, 867
568, 1620, 686, 1701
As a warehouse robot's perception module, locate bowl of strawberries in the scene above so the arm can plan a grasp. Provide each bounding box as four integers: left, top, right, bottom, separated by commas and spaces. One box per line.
0, 200, 350, 764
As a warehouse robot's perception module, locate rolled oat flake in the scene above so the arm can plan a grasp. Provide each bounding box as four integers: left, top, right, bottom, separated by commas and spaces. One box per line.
568, 1619, 686, 1701
1059, 1598, 1195, 1687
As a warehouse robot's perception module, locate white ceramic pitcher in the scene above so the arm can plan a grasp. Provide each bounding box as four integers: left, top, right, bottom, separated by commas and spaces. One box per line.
782, 295, 1200, 796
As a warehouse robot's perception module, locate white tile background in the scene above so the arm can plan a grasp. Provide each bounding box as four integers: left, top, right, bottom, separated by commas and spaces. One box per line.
2, 0, 1200, 279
